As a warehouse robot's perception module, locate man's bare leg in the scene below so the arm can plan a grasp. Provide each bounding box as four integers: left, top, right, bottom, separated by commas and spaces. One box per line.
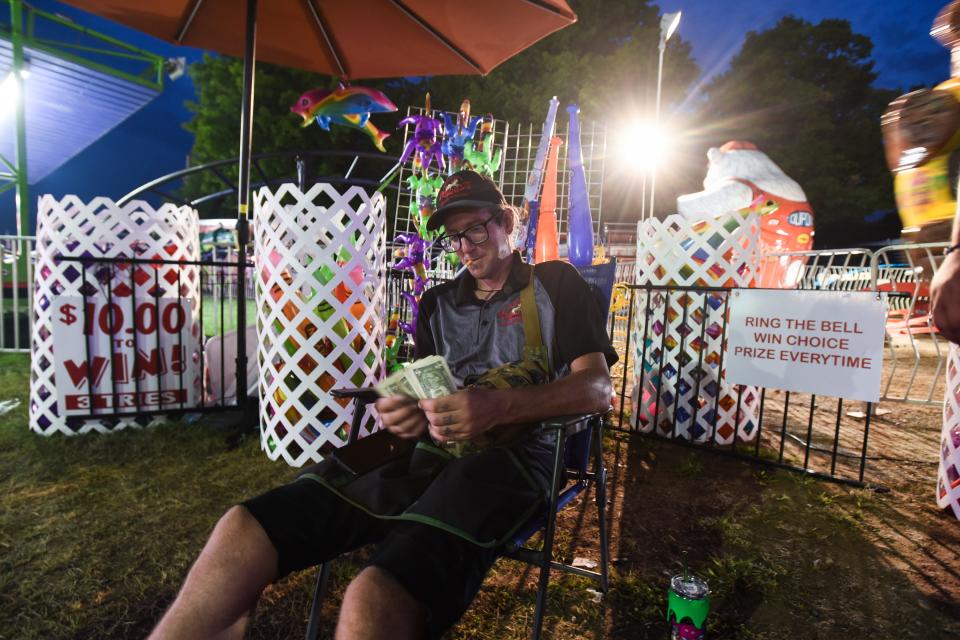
149, 505, 279, 640
336, 566, 427, 640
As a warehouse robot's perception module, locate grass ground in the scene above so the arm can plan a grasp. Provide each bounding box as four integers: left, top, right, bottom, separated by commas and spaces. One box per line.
1, 351, 958, 639
200, 298, 257, 337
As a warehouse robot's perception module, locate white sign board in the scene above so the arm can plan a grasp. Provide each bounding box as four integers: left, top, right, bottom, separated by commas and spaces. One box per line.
725, 289, 886, 402
51, 296, 198, 414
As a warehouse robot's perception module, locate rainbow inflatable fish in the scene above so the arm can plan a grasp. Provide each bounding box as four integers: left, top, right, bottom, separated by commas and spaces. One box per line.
291, 86, 397, 151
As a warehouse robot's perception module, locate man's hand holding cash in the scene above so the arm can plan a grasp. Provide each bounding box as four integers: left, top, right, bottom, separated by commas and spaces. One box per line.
374, 356, 459, 445
375, 355, 458, 400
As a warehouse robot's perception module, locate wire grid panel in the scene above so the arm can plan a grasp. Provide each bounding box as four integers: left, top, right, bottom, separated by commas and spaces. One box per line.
391, 106, 607, 243
630, 213, 761, 444
30, 196, 201, 435
873, 242, 949, 405
500, 114, 607, 241
938, 343, 960, 519
255, 184, 386, 467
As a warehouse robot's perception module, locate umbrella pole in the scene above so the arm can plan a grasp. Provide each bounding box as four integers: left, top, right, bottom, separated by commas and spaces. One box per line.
235, 0, 257, 408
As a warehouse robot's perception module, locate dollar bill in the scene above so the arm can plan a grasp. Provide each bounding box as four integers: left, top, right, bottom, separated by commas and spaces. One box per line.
375, 355, 456, 399
408, 356, 457, 399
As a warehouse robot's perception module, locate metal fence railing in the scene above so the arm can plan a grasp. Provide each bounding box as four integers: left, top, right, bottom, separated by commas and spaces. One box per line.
606, 283, 877, 487
9, 232, 952, 448
0, 235, 34, 353
53, 255, 251, 425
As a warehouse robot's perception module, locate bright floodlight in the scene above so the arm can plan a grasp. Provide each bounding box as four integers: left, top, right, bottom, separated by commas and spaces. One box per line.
660, 11, 682, 43
618, 121, 670, 172
0, 67, 29, 109
0, 72, 19, 108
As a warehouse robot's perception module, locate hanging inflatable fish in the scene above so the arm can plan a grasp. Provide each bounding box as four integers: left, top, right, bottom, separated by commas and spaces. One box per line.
291, 85, 397, 151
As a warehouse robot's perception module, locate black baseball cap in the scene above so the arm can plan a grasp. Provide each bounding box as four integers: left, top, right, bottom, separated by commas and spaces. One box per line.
426, 170, 508, 232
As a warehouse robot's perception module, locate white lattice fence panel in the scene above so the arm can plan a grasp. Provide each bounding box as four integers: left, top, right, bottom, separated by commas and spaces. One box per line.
255, 183, 386, 467
30, 196, 201, 435
938, 343, 960, 520
630, 213, 761, 444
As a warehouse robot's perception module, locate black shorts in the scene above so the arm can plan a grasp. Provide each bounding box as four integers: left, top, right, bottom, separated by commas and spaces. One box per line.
241, 478, 499, 638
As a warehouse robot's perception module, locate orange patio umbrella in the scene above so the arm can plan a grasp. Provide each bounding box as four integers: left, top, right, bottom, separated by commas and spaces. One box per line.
62, 0, 577, 79
60, 0, 576, 403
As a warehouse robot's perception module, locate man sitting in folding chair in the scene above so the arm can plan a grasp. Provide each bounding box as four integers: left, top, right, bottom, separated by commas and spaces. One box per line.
149, 170, 617, 640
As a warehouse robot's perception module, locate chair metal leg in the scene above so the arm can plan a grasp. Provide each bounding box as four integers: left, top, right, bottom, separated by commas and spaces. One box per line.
304, 561, 332, 640
531, 427, 568, 639
594, 418, 610, 592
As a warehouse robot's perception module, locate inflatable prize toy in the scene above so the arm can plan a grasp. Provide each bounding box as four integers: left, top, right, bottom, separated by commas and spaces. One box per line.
384, 308, 405, 373
393, 233, 429, 296
566, 104, 594, 267
677, 141, 814, 288
397, 291, 420, 336
462, 114, 502, 178
441, 99, 482, 173
519, 97, 560, 254
525, 201, 541, 264
392, 232, 431, 338
534, 135, 563, 263
255, 183, 386, 466
631, 211, 762, 444
290, 85, 397, 152
406, 169, 444, 237
398, 94, 445, 174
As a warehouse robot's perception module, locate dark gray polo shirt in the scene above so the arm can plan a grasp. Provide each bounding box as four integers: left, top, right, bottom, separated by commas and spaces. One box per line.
415, 252, 618, 382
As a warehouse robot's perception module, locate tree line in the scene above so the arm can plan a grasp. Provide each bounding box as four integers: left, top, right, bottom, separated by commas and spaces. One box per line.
182, 0, 903, 247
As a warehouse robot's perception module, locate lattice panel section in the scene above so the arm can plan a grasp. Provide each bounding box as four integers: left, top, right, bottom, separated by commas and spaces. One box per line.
255, 183, 386, 467
938, 343, 960, 520
630, 213, 761, 444
30, 196, 201, 435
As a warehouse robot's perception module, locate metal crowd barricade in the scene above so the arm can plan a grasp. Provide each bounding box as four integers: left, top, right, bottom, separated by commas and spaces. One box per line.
872, 242, 949, 404
751, 244, 949, 405
607, 283, 875, 487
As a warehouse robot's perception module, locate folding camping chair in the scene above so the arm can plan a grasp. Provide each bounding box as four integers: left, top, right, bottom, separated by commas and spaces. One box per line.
302, 389, 608, 640
303, 259, 617, 639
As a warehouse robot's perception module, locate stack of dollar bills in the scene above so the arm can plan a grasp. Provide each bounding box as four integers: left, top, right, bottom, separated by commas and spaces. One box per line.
375, 355, 457, 399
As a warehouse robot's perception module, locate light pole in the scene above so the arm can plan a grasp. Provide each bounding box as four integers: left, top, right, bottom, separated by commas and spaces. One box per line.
648, 10, 681, 220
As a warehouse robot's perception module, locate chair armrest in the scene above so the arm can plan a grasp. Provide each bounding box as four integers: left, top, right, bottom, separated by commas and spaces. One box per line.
331, 388, 380, 404
332, 388, 380, 445
533, 412, 601, 437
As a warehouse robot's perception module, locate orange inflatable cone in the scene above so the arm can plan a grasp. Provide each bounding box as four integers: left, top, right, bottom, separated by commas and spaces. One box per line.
535, 135, 563, 263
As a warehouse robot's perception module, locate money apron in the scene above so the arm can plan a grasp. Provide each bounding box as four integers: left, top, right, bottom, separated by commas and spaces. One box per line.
299, 266, 553, 547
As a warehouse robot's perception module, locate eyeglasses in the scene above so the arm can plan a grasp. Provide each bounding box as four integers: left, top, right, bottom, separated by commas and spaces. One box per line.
436, 212, 501, 252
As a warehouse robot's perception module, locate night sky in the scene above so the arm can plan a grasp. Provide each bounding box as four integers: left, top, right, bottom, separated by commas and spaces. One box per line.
0, 0, 953, 232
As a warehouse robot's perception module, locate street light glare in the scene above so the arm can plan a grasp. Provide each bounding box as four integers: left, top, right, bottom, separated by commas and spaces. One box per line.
618, 121, 670, 172
661, 11, 682, 43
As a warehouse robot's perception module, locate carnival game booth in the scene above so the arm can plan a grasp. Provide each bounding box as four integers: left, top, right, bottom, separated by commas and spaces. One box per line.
255, 184, 387, 467
30, 196, 202, 435
628, 140, 819, 446
630, 209, 763, 445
